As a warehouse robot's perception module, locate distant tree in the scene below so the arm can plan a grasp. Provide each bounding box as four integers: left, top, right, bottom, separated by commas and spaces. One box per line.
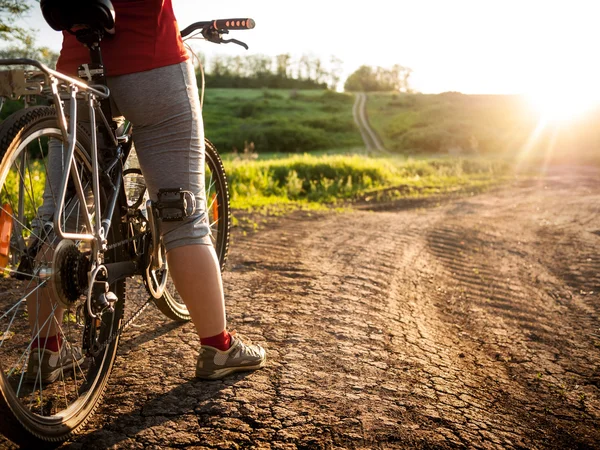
229, 55, 245, 77
210, 54, 231, 77
328, 56, 343, 91
0, 34, 59, 68
247, 54, 272, 78
389, 64, 412, 92
344, 65, 378, 91
344, 64, 412, 92
0, 0, 33, 43
298, 54, 311, 80
275, 53, 291, 78
313, 58, 329, 85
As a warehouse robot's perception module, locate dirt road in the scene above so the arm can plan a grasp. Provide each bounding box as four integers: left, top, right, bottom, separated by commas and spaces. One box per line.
3, 167, 600, 449
352, 93, 387, 154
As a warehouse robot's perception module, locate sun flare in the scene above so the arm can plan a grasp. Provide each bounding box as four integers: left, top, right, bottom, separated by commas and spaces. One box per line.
526, 86, 600, 123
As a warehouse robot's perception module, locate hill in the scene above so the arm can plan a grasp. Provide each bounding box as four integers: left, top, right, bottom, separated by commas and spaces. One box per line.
365, 92, 600, 164
202, 89, 362, 155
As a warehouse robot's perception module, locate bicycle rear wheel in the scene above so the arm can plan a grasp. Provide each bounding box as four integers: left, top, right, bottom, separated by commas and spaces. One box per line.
0, 106, 125, 446
125, 138, 230, 322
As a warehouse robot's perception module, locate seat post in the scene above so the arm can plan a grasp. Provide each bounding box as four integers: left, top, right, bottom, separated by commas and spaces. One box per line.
73, 28, 117, 137
74, 28, 108, 86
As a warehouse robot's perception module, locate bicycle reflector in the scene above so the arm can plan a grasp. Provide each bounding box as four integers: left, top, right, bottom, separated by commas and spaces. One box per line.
211, 194, 219, 223
0, 203, 13, 270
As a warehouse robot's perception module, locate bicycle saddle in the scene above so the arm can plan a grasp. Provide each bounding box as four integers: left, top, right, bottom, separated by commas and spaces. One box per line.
41, 0, 115, 33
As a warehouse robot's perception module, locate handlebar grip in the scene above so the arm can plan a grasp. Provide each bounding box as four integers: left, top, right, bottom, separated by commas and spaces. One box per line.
213, 18, 255, 30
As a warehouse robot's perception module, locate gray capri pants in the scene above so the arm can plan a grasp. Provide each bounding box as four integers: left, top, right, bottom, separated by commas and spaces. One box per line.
41, 59, 211, 251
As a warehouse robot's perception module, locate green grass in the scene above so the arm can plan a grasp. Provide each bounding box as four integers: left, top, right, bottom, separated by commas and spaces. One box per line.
2, 160, 46, 225
225, 153, 512, 211
366, 92, 539, 155
2, 152, 511, 209
203, 88, 362, 154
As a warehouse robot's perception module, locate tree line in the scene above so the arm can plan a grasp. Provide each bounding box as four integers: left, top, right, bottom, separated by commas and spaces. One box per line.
199, 53, 412, 93
200, 53, 343, 90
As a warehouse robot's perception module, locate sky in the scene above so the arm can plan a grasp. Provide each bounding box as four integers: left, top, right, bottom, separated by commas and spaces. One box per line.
13, 0, 600, 96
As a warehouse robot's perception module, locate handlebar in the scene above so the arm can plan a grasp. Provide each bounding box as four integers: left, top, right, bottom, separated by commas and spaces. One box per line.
181, 18, 255, 36
180, 18, 255, 49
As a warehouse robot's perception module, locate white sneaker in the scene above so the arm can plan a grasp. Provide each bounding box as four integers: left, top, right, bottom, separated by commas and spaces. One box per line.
26, 340, 85, 384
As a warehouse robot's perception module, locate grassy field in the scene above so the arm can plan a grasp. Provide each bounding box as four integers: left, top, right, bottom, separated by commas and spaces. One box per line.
202, 88, 362, 154
364, 91, 600, 165
224, 153, 512, 212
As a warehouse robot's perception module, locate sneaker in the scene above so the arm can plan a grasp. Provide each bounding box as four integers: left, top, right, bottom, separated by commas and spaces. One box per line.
26, 341, 85, 384
196, 333, 266, 380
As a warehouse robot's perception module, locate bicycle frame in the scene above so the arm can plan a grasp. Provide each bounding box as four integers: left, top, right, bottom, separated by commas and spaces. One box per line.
0, 58, 130, 278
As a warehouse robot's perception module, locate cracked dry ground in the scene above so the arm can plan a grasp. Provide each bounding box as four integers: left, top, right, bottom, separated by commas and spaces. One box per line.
4, 169, 600, 449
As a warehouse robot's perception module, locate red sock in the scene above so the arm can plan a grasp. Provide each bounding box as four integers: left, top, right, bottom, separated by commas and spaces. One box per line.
31, 335, 62, 352
200, 330, 231, 351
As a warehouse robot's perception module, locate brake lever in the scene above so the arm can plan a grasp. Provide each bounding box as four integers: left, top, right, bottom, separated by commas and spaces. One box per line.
202, 26, 224, 44
221, 38, 249, 50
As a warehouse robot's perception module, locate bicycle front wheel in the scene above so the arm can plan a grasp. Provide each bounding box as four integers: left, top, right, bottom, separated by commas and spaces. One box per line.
147, 138, 231, 322
0, 106, 125, 446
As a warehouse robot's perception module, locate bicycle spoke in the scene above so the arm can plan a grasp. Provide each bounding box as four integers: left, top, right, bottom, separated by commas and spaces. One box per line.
51, 313, 88, 406
0, 279, 48, 322
24, 154, 41, 226
0, 297, 24, 351
29, 308, 54, 412
206, 191, 217, 211
11, 298, 57, 399
13, 155, 41, 231
67, 159, 94, 234
0, 190, 44, 245
14, 349, 29, 400
38, 138, 59, 213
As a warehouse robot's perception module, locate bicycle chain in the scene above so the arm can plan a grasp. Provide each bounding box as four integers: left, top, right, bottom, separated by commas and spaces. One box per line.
105, 230, 148, 251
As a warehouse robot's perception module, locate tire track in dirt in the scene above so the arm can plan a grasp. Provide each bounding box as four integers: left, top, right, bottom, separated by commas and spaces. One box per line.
421, 175, 600, 447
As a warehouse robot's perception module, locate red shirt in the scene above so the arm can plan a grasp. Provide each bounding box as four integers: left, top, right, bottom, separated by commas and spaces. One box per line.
56, 0, 188, 77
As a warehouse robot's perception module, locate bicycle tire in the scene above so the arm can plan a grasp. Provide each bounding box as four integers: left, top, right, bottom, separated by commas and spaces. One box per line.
204, 138, 231, 271
148, 138, 231, 322
0, 106, 126, 446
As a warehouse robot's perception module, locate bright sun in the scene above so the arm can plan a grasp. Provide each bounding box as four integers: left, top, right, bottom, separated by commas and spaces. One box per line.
525, 84, 600, 123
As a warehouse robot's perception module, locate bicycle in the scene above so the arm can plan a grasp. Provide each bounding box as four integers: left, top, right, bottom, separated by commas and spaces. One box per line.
0, 9, 254, 447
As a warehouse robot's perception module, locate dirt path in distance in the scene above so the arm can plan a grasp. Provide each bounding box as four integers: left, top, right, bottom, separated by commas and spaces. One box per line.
2, 167, 599, 449
352, 93, 388, 154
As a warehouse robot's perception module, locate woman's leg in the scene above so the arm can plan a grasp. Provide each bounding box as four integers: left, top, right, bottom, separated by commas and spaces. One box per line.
166, 244, 225, 338
106, 62, 265, 381
107, 61, 226, 340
